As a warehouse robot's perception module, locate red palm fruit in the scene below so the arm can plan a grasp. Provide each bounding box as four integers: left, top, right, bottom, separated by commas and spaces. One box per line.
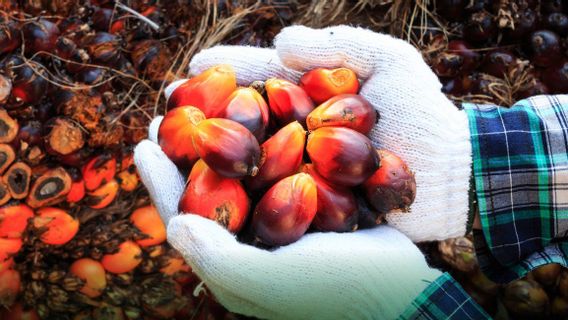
246, 121, 305, 190
178, 160, 249, 233
213, 88, 270, 141
23, 18, 60, 54
167, 65, 237, 117
0, 238, 22, 262
86, 179, 119, 209
302, 164, 358, 232
70, 258, 107, 298
33, 207, 79, 245
0, 269, 20, 307
67, 178, 86, 203
158, 106, 205, 168
82, 154, 117, 191
363, 149, 416, 213
299, 68, 359, 104
0, 204, 34, 238
130, 205, 166, 247
306, 94, 377, 134
265, 78, 315, 126
101, 240, 142, 274
3, 55, 48, 107
307, 127, 379, 187
1, 302, 40, 320
252, 173, 317, 246
193, 118, 260, 178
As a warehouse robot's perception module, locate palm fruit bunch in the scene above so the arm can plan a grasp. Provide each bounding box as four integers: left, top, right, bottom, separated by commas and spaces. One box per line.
0, 0, 300, 319
415, 0, 568, 106
160, 64, 416, 247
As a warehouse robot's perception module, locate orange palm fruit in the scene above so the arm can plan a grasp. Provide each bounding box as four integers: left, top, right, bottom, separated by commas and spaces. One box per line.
192, 118, 260, 178
302, 164, 358, 232
86, 179, 119, 209
82, 154, 116, 191
0, 269, 20, 307
178, 160, 249, 233
299, 67, 359, 104
101, 240, 142, 274
246, 121, 306, 191
1, 302, 40, 320
130, 205, 166, 247
0, 258, 14, 273
213, 87, 270, 142
252, 173, 317, 246
70, 258, 107, 298
117, 169, 138, 192
0, 238, 22, 262
307, 127, 379, 187
160, 257, 193, 284
33, 207, 79, 245
166, 65, 237, 117
265, 78, 314, 126
362, 149, 416, 213
306, 94, 377, 134
67, 178, 86, 203
0, 204, 34, 238
158, 106, 205, 168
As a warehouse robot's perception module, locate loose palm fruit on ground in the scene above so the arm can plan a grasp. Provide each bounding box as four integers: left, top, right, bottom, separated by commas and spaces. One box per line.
69, 258, 107, 298
3, 162, 32, 200
0, 204, 34, 238
532, 263, 561, 289
178, 160, 249, 233
193, 118, 260, 178
246, 121, 305, 191
265, 78, 315, 126
0, 269, 20, 307
252, 173, 317, 246
503, 278, 550, 319
158, 106, 205, 168
0, 238, 22, 262
101, 240, 142, 274
33, 207, 79, 245
167, 65, 237, 117
299, 67, 359, 104
363, 149, 416, 213
86, 179, 119, 209
82, 154, 117, 191
0, 302, 40, 320
214, 87, 270, 142
0, 110, 18, 144
306, 94, 376, 134
130, 205, 167, 247
307, 127, 379, 187
302, 164, 358, 232
26, 167, 72, 208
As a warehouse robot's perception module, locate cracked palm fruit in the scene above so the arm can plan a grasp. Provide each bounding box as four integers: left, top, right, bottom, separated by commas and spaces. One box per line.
252, 173, 317, 246
246, 121, 305, 191
158, 106, 205, 168
265, 78, 314, 126
307, 127, 379, 187
178, 160, 249, 233
302, 164, 358, 232
213, 87, 270, 142
306, 94, 377, 134
192, 118, 260, 178
167, 65, 237, 117
363, 149, 416, 213
299, 67, 359, 104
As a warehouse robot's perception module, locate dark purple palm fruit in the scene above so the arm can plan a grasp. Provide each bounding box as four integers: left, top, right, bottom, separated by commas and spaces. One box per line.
463, 10, 496, 43
0, 14, 21, 55
431, 40, 481, 78
23, 18, 60, 55
542, 0, 563, 14
544, 13, 568, 37
526, 30, 562, 67
504, 8, 538, 41
481, 50, 516, 78
436, 0, 467, 22
542, 61, 568, 93
464, 0, 491, 13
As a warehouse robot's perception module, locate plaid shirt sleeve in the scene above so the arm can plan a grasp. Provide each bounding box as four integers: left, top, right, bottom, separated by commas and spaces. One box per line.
463, 94, 568, 284
398, 273, 490, 319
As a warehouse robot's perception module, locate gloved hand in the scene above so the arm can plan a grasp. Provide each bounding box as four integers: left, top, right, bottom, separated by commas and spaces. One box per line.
135, 25, 469, 319
161, 25, 473, 242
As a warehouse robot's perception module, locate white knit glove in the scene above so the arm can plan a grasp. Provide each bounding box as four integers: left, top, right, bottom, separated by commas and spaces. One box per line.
162, 26, 472, 242
138, 135, 443, 320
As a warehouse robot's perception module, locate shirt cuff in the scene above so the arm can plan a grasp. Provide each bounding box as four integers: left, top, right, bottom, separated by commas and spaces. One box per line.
398, 273, 490, 320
